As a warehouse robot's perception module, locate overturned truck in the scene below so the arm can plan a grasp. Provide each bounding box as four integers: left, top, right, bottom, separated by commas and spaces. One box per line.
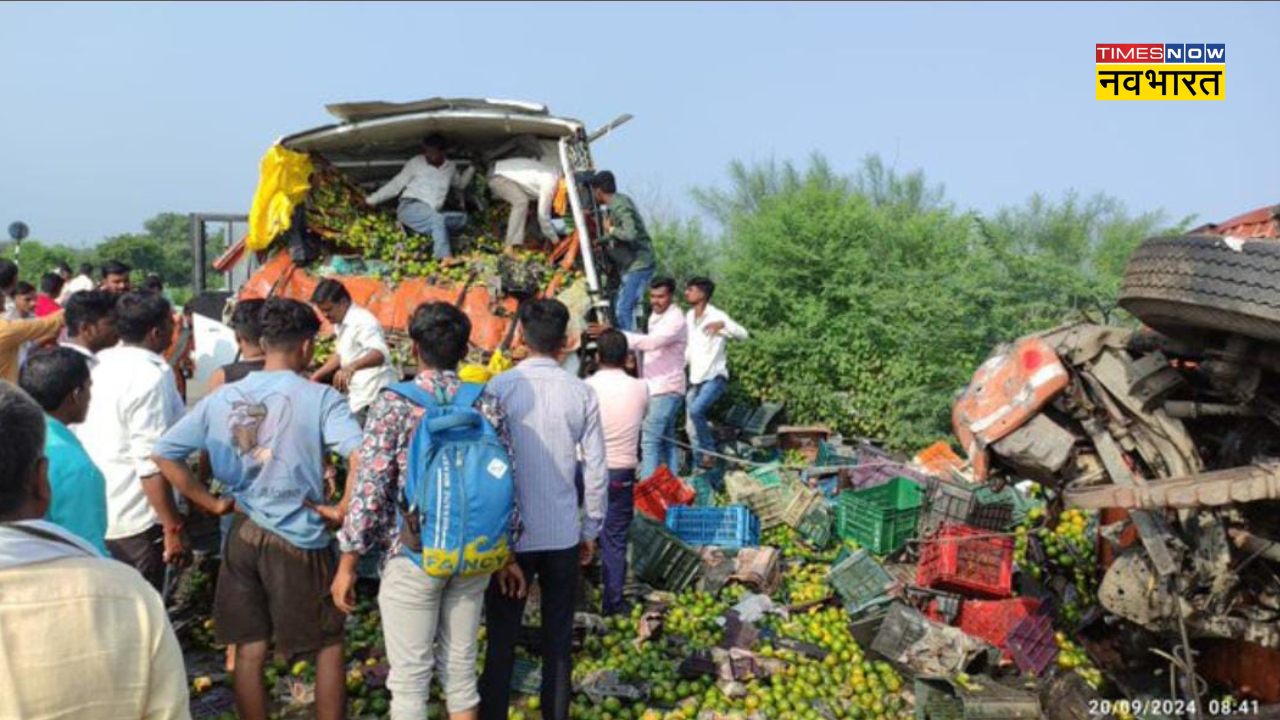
196, 98, 633, 382
952, 205, 1280, 706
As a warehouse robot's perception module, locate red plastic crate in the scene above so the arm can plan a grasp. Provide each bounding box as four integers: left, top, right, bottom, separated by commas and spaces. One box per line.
634, 465, 696, 522
916, 523, 1015, 598
928, 598, 1041, 654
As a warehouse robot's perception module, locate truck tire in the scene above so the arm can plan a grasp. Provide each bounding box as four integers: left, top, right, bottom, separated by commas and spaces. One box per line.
1119, 235, 1280, 343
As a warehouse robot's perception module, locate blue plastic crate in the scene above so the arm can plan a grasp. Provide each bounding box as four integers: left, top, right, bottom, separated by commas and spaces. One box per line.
664, 505, 761, 548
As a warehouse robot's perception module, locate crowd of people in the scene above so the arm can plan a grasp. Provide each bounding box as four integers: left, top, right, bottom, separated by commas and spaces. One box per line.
0, 167, 750, 720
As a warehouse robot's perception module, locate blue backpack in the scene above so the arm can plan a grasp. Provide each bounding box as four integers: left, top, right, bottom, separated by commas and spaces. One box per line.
388, 381, 515, 578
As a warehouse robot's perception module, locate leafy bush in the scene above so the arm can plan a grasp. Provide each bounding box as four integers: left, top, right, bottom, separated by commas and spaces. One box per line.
696, 156, 1181, 451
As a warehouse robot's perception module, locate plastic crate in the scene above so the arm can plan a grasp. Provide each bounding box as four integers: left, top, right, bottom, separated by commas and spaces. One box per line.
826, 548, 897, 614
634, 466, 696, 522
628, 516, 702, 592
919, 480, 1013, 536
974, 485, 1040, 528
725, 471, 763, 504
781, 484, 821, 528
689, 474, 718, 507
945, 598, 1041, 653
870, 602, 932, 663
916, 678, 963, 720
846, 461, 931, 491
917, 524, 1015, 598
834, 478, 923, 555
738, 483, 788, 530
796, 503, 833, 548
1005, 610, 1059, 675
664, 506, 761, 548
956, 682, 1043, 719
741, 402, 785, 437
512, 657, 542, 695
749, 463, 786, 488
816, 441, 860, 468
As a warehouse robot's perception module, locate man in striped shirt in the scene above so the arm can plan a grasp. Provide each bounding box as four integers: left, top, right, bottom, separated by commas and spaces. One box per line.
478, 299, 608, 720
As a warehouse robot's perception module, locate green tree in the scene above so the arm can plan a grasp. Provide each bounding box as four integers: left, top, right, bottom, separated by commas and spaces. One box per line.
93, 233, 169, 281
651, 217, 719, 284
697, 154, 1180, 451
0, 240, 91, 287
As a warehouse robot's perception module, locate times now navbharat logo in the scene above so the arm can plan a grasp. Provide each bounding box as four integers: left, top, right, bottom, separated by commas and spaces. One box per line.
1096, 44, 1224, 101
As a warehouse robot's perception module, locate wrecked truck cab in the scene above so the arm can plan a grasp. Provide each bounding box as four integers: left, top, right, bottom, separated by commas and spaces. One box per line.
952, 335, 1070, 482
950, 211, 1280, 703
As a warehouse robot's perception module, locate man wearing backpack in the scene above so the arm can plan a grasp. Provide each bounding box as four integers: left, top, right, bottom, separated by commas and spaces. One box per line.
332, 302, 517, 720
479, 299, 608, 720
151, 298, 363, 720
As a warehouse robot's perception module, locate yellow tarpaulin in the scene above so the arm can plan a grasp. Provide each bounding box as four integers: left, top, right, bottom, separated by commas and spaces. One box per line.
246, 146, 313, 251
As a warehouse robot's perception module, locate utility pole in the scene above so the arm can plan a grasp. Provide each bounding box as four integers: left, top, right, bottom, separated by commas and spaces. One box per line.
8, 221, 29, 267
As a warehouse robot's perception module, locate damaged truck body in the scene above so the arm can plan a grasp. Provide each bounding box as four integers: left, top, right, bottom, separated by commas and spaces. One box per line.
952, 210, 1280, 707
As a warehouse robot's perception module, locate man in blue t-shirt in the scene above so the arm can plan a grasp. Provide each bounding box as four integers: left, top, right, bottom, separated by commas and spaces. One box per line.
18, 347, 109, 555
153, 298, 362, 720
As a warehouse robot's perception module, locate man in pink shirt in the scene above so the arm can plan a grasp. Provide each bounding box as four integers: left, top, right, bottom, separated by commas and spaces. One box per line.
615, 276, 688, 480
584, 329, 649, 615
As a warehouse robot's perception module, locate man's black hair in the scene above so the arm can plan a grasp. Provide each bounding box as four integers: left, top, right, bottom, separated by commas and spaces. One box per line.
520, 299, 570, 354
597, 329, 629, 368
259, 298, 321, 349
0, 260, 16, 292
13, 281, 35, 297
40, 272, 65, 297
230, 299, 266, 344
54, 262, 72, 275
591, 170, 617, 195
649, 276, 676, 294
113, 291, 172, 343
101, 260, 132, 278
422, 133, 447, 150
78, 262, 94, 275
19, 347, 90, 413
0, 381, 47, 517
686, 276, 716, 300
142, 274, 164, 294
409, 302, 471, 370
310, 278, 351, 305
64, 290, 117, 336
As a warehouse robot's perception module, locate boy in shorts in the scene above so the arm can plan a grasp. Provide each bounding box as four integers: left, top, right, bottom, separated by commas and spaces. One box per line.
153, 298, 362, 720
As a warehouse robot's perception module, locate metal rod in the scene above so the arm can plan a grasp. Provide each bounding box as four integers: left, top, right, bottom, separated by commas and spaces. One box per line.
560, 138, 601, 300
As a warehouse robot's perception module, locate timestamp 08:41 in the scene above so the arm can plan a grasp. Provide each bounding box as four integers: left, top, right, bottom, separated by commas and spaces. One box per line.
1088, 698, 1261, 717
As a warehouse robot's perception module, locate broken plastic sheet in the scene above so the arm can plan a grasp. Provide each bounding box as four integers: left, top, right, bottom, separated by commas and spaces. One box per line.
247, 146, 313, 251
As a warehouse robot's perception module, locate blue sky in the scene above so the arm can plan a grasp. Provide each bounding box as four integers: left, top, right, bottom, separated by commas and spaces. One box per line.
1, 1, 1276, 246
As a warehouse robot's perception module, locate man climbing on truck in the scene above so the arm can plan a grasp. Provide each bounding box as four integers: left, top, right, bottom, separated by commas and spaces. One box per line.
364, 134, 476, 260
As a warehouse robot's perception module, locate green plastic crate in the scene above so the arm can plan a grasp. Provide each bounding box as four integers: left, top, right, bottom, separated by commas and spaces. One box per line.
628, 516, 702, 591
915, 679, 963, 720
834, 478, 922, 555
827, 548, 896, 614
974, 485, 1042, 528
749, 463, 786, 488
815, 441, 859, 468
796, 503, 833, 548
690, 474, 717, 507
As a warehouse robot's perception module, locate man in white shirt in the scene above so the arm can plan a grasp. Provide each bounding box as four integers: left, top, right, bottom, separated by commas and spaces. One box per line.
489, 156, 561, 251
60, 290, 120, 369
59, 263, 97, 304
365, 134, 476, 260
683, 277, 748, 469
78, 291, 187, 591
0, 381, 191, 720
309, 278, 398, 425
